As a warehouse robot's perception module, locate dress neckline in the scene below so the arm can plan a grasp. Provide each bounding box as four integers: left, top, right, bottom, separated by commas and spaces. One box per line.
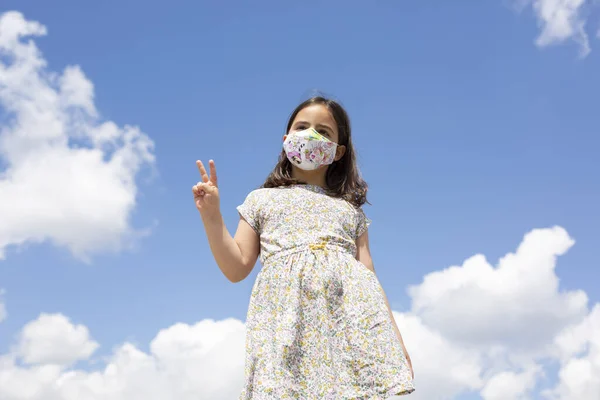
292, 183, 327, 194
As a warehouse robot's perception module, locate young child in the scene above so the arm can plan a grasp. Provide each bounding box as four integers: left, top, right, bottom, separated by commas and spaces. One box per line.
193, 96, 415, 399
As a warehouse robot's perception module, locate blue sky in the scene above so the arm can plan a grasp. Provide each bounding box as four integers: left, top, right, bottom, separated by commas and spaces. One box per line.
0, 1, 599, 399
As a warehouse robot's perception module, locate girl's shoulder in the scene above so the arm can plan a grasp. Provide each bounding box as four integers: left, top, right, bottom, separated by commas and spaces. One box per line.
243, 186, 280, 199
240, 186, 286, 207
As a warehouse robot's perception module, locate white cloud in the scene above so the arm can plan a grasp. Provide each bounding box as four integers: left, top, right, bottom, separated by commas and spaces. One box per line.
408, 226, 588, 350
544, 304, 600, 399
0, 226, 597, 399
0, 10, 155, 262
0, 356, 63, 400
391, 312, 484, 399
480, 366, 542, 400
394, 226, 595, 399
519, 0, 592, 56
0, 316, 246, 400
16, 313, 99, 366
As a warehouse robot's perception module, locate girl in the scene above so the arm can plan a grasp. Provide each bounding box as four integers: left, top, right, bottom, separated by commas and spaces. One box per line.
193, 96, 415, 399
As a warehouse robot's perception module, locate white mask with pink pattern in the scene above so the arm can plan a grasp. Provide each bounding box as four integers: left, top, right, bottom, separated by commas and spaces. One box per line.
283, 128, 338, 171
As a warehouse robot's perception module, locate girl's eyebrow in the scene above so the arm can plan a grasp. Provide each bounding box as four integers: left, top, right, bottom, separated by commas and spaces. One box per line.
293, 121, 334, 133
316, 123, 334, 133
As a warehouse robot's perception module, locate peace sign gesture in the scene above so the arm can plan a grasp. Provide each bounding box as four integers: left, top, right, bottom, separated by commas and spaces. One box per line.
193, 160, 221, 219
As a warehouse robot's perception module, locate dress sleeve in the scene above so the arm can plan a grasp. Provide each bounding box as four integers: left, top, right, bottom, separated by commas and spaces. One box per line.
237, 190, 262, 234
356, 206, 372, 239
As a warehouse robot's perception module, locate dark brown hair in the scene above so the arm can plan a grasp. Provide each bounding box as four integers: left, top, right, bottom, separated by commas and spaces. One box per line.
261, 96, 368, 207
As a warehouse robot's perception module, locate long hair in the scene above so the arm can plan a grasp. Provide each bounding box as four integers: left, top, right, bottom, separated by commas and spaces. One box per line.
261, 96, 368, 207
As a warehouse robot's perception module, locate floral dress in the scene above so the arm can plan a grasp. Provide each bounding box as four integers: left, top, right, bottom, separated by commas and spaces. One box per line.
237, 184, 415, 399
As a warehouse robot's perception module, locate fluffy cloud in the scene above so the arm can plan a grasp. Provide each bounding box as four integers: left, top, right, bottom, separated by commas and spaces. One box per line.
0, 314, 246, 400
400, 226, 596, 399
0, 10, 155, 261
480, 366, 541, 400
532, 0, 590, 56
16, 314, 99, 366
409, 227, 588, 350
517, 0, 592, 56
544, 304, 600, 399
392, 312, 484, 399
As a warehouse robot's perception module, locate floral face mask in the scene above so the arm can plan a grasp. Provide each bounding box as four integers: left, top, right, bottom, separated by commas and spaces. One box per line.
283, 128, 338, 171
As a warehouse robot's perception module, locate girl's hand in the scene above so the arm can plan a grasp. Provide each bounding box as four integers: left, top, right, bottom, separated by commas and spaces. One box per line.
193, 160, 220, 220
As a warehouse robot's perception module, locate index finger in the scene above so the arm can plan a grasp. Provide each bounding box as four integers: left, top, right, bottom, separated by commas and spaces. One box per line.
196, 160, 209, 183
209, 159, 218, 186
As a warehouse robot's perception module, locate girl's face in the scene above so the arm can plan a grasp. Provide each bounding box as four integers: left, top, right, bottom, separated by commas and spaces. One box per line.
284, 104, 346, 162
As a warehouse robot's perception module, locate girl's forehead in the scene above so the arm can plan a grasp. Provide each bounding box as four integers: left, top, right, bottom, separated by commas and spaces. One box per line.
295, 104, 331, 119
293, 105, 336, 129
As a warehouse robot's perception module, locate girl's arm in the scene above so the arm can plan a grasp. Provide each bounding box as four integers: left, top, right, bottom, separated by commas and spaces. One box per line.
356, 231, 414, 378
201, 213, 260, 283
194, 160, 260, 283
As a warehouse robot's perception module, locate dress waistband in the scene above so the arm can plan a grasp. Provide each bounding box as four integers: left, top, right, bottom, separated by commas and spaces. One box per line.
262, 241, 353, 265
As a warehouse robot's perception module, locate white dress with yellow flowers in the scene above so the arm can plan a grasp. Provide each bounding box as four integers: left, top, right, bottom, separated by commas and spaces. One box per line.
237, 184, 415, 399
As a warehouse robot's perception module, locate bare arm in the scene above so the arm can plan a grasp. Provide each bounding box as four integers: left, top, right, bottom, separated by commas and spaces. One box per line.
356, 230, 414, 378
201, 213, 260, 283
193, 159, 260, 283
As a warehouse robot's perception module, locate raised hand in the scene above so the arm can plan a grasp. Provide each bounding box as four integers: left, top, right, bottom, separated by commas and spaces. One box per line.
193, 160, 220, 219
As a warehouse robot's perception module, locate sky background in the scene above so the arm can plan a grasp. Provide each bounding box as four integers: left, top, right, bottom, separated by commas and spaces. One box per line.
0, 1, 599, 399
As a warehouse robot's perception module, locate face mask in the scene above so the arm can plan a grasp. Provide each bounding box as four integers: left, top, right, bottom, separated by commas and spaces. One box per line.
283, 128, 338, 170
